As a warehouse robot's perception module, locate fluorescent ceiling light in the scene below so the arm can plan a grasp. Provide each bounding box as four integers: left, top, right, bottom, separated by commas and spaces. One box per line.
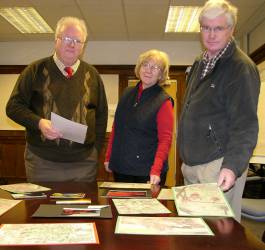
165, 6, 202, 33
0, 7, 53, 33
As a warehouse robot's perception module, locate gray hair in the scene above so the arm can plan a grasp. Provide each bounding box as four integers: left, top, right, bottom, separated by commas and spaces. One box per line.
55, 16, 88, 42
199, 0, 238, 28
135, 49, 170, 85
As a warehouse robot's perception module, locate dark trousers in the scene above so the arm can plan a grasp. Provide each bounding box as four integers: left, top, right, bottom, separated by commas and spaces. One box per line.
25, 144, 98, 182
113, 171, 167, 186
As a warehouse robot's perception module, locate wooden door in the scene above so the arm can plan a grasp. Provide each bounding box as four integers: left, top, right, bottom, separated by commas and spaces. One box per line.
162, 80, 177, 187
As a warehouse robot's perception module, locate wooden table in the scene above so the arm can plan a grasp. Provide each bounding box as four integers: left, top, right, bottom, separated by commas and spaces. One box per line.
0, 181, 264, 250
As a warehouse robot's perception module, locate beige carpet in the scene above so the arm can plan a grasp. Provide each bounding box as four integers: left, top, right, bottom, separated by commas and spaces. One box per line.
241, 217, 265, 241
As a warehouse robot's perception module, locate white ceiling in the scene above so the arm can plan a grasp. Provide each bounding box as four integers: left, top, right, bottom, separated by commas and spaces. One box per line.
0, 0, 264, 42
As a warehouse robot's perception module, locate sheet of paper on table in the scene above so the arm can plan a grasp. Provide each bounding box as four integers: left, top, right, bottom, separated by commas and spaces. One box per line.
115, 216, 214, 236
0, 183, 50, 193
50, 193, 86, 199
56, 199, 91, 204
51, 112, 87, 144
11, 193, 47, 199
32, 204, 112, 218
62, 207, 101, 217
61, 205, 109, 217
172, 183, 235, 217
0, 223, 99, 245
99, 182, 151, 189
101, 189, 152, 198
113, 198, 171, 214
157, 188, 174, 200
0, 198, 21, 216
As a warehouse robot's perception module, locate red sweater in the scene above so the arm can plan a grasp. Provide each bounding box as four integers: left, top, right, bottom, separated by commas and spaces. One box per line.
105, 83, 174, 176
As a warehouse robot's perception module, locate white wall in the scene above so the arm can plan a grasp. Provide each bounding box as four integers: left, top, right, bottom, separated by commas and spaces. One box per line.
0, 41, 201, 66
252, 61, 265, 157
0, 74, 23, 130
237, 2, 265, 54
249, 19, 265, 54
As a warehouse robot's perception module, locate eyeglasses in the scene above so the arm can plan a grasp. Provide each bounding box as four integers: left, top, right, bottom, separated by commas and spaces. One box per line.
200, 25, 231, 33
58, 36, 84, 45
141, 62, 161, 73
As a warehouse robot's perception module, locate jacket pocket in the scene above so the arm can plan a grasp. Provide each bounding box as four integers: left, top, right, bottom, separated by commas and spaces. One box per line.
207, 124, 223, 154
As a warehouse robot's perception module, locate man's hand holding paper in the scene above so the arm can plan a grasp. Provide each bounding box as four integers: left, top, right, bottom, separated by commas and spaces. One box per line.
51, 112, 88, 144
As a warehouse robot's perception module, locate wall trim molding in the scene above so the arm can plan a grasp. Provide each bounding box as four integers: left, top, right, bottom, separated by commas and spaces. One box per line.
0, 65, 188, 74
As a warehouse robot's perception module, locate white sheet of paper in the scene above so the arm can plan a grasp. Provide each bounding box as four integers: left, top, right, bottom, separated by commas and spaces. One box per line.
113, 198, 171, 214
0, 183, 50, 193
0, 198, 21, 216
115, 216, 214, 236
99, 182, 151, 189
51, 112, 87, 144
172, 183, 235, 217
0, 223, 99, 245
157, 188, 174, 200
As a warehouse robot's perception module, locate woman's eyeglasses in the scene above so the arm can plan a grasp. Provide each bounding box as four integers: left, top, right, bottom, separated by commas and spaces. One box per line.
141, 62, 161, 72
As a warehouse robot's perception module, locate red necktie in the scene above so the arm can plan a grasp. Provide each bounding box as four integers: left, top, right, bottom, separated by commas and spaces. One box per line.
64, 67, 73, 78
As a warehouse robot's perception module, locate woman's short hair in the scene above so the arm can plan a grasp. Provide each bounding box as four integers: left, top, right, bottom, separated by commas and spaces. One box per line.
55, 16, 88, 42
135, 49, 170, 85
199, 0, 238, 28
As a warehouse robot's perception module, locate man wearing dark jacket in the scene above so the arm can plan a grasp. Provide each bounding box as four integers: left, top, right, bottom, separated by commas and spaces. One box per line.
178, 0, 260, 221
6, 16, 108, 182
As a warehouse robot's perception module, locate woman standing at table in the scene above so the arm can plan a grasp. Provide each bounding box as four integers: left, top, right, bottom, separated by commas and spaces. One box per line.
104, 49, 174, 185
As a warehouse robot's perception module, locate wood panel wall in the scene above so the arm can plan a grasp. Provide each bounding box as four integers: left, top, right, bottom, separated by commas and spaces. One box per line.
0, 130, 111, 183
0, 130, 26, 183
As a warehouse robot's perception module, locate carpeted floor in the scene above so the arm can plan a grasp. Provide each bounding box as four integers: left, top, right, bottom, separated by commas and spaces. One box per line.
241, 217, 265, 241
